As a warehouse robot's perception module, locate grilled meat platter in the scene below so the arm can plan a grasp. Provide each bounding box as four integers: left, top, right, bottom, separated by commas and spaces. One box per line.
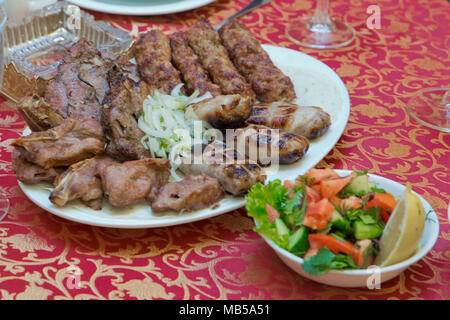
11, 19, 331, 214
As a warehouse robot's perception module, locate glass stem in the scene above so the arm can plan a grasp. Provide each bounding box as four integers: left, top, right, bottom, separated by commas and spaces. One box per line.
310, 0, 334, 31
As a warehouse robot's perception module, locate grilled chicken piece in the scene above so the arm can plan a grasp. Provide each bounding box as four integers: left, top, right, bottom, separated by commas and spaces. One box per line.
219, 20, 296, 103
185, 19, 255, 103
246, 102, 331, 140
134, 29, 182, 94
18, 95, 65, 131
11, 118, 105, 169
49, 156, 114, 210
100, 158, 171, 207
189, 94, 251, 128
230, 124, 310, 165
12, 148, 61, 184
152, 174, 224, 212
179, 141, 266, 195
102, 60, 151, 160
170, 31, 222, 97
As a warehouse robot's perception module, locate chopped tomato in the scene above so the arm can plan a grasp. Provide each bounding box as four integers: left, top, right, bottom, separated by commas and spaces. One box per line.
306, 186, 321, 202
342, 196, 363, 210
308, 234, 355, 255
265, 203, 280, 224
303, 168, 340, 185
303, 248, 319, 260
352, 239, 374, 267
302, 198, 334, 230
310, 183, 322, 194
366, 192, 397, 223
320, 172, 357, 199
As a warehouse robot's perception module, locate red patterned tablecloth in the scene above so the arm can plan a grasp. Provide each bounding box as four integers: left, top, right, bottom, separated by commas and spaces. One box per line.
0, 0, 448, 300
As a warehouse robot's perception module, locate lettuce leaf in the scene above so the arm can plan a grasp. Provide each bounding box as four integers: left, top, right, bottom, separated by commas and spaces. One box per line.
245, 180, 289, 248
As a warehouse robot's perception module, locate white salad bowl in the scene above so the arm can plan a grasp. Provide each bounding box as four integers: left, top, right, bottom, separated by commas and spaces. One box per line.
258, 170, 440, 288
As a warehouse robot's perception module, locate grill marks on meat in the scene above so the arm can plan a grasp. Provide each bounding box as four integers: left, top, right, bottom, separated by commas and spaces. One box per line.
230, 124, 310, 165
134, 29, 182, 94
185, 19, 256, 103
190, 94, 251, 128
152, 173, 224, 212
170, 32, 222, 97
12, 118, 105, 169
246, 102, 331, 140
219, 21, 296, 103
102, 60, 151, 160
101, 158, 171, 207
50, 156, 114, 210
12, 148, 61, 184
42, 39, 111, 124
179, 141, 266, 195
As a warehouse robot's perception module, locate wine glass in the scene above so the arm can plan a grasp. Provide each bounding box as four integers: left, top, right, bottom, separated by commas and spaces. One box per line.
286, 0, 355, 49
0, 0, 9, 221
406, 88, 450, 132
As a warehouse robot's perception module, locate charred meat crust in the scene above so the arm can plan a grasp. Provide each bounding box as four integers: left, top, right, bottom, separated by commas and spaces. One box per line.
246, 102, 331, 140
192, 94, 251, 129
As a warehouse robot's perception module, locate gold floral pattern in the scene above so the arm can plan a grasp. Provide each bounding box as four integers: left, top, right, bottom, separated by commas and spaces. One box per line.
0, 0, 448, 300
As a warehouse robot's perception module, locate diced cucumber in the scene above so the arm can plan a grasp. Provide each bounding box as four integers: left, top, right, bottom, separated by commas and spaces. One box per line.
330, 210, 353, 234
354, 221, 382, 239
275, 217, 289, 237
287, 226, 309, 253
284, 213, 295, 229
341, 174, 371, 196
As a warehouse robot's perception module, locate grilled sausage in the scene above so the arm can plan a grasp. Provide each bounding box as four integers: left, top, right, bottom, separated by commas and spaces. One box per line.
230, 124, 310, 165
188, 94, 251, 128
185, 19, 256, 103
246, 102, 331, 140
170, 31, 222, 97
179, 141, 266, 195
134, 29, 182, 94
219, 20, 296, 103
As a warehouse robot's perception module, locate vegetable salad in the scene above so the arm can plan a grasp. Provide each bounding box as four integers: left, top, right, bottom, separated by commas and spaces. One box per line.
245, 168, 398, 275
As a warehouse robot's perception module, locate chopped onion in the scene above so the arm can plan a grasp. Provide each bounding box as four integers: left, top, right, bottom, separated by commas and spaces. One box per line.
138, 85, 212, 181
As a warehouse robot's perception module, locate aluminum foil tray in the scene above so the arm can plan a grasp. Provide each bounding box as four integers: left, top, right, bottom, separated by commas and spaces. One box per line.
1, 1, 134, 104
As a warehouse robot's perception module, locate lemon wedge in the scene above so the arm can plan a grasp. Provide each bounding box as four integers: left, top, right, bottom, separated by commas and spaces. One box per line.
374, 183, 426, 267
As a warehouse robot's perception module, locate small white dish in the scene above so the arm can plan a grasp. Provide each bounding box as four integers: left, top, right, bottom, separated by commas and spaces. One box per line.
258, 170, 440, 288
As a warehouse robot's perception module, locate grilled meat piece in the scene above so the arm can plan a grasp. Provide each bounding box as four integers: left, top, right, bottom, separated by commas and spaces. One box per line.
185, 19, 255, 102
179, 141, 266, 195
189, 94, 251, 128
49, 156, 114, 210
102, 61, 151, 160
101, 158, 171, 207
134, 29, 182, 94
170, 31, 222, 97
219, 20, 296, 103
230, 124, 310, 165
11, 118, 105, 169
42, 39, 112, 123
12, 148, 61, 184
246, 102, 331, 140
18, 95, 65, 131
152, 173, 224, 212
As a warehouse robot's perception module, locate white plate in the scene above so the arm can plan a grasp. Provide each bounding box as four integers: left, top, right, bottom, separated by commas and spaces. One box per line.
18, 44, 350, 228
68, 0, 215, 15
260, 170, 440, 288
